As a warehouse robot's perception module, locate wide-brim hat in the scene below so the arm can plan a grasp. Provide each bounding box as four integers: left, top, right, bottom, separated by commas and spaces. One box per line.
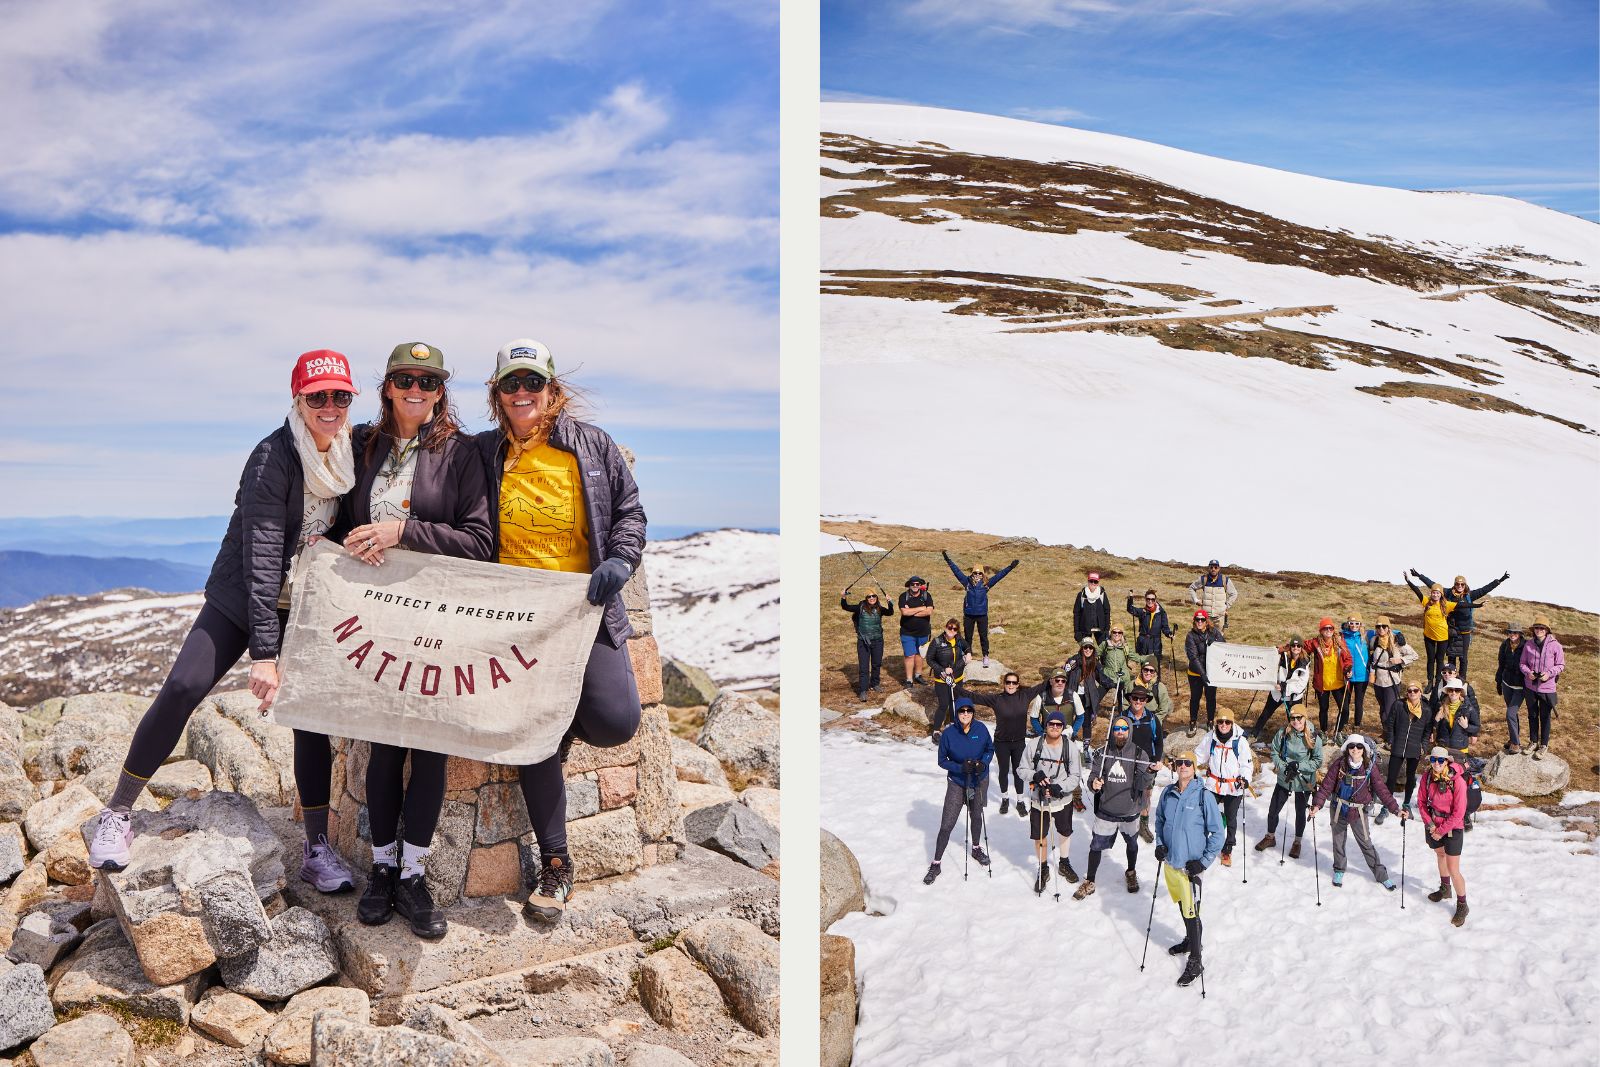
1531, 615, 1553, 631
1129, 688, 1151, 701
1505, 621, 1523, 634
1374, 615, 1392, 627
1429, 746, 1449, 759
905, 576, 925, 587
387, 341, 450, 380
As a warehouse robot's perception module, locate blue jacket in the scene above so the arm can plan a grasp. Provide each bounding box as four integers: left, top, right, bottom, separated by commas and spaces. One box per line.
944, 554, 1017, 617
1154, 779, 1223, 869
1341, 626, 1371, 683
937, 719, 994, 786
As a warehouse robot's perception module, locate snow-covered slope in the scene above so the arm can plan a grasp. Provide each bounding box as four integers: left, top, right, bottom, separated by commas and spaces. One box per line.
643, 529, 779, 687
821, 104, 1600, 608
823, 728, 1598, 1065
0, 529, 778, 703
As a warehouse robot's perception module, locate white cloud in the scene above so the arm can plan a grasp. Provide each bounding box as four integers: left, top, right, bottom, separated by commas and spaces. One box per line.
901, 0, 1406, 30
1010, 106, 1093, 122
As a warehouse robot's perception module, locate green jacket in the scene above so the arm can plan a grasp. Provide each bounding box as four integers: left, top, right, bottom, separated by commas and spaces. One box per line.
1269, 725, 1323, 794
1098, 641, 1136, 690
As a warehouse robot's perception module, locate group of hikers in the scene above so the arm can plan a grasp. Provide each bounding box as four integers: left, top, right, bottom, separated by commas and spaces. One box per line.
836, 549, 1571, 985
86, 342, 645, 939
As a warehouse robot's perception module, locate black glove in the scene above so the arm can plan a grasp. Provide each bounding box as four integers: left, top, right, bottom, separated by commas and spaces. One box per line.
942, 550, 951, 560
1048, 783, 1065, 799
1154, 844, 1168, 862
586, 558, 632, 605
1185, 859, 1204, 878
962, 759, 981, 775
1283, 762, 1300, 783
1030, 770, 1047, 788
1502, 570, 1510, 581
1011, 559, 1020, 568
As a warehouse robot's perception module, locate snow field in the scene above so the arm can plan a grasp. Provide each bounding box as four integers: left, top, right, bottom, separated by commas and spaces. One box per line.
822, 729, 1599, 1066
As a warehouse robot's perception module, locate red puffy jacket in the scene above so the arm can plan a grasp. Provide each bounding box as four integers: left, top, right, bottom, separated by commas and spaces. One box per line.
1307, 637, 1353, 693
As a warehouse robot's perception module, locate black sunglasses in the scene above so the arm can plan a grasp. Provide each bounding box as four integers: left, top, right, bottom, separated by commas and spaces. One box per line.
1171, 759, 1194, 768
388, 372, 443, 392
302, 390, 354, 409
496, 372, 550, 395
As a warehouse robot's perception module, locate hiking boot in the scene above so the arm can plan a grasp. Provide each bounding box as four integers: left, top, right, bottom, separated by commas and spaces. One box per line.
971, 845, 990, 867
87, 808, 133, 871
1289, 838, 1302, 859
1168, 937, 1191, 956
1374, 806, 1388, 825
1463, 815, 1474, 832
914, 674, 927, 685
999, 797, 1010, 816
857, 691, 868, 701
923, 863, 941, 885
1073, 880, 1096, 901
870, 684, 881, 693
1125, 868, 1139, 894
1532, 745, 1544, 761
525, 854, 575, 923
1428, 882, 1453, 903
1138, 816, 1154, 844
901, 678, 913, 688
1058, 858, 1079, 883
982, 656, 989, 667
300, 837, 355, 894
1332, 870, 1345, 887
1177, 956, 1204, 987
1016, 800, 1028, 817
1034, 862, 1050, 895
1505, 742, 1520, 755
1254, 833, 1276, 852
394, 873, 447, 940
357, 863, 399, 925
1220, 850, 1232, 868
1451, 899, 1470, 927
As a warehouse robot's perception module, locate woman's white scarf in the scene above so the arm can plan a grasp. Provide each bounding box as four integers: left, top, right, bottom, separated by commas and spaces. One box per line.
289, 406, 355, 500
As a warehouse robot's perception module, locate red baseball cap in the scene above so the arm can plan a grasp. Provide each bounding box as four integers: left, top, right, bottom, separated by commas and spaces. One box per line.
1193, 609, 1209, 620
290, 350, 358, 396
1087, 571, 1101, 581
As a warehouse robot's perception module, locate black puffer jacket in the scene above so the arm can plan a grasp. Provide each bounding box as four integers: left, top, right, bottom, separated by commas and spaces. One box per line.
1126, 597, 1174, 656
1185, 626, 1222, 679
1432, 691, 1481, 751
203, 422, 308, 662
1386, 697, 1437, 760
476, 412, 648, 646
332, 423, 493, 561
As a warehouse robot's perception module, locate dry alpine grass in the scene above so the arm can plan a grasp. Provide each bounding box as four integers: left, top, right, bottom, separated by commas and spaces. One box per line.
821, 520, 1598, 799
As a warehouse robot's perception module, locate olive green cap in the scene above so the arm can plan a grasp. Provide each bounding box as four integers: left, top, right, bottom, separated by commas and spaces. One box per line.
386, 342, 450, 380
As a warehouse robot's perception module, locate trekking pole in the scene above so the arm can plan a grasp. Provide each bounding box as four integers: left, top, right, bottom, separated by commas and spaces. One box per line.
1240, 791, 1248, 885
1279, 802, 1289, 866
1194, 877, 1206, 999
963, 769, 973, 882
842, 540, 904, 593
1333, 679, 1353, 739
1400, 815, 1407, 910
981, 786, 993, 879
1311, 807, 1322, 906
1139, 859, 1163, 972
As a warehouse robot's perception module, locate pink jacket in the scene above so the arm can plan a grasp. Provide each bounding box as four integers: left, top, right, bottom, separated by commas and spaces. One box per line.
1519, 636, 1564, 695
1419, 768, 1467, 836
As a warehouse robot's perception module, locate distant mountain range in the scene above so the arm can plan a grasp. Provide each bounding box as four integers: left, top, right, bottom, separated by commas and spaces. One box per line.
0, 551, 211, 609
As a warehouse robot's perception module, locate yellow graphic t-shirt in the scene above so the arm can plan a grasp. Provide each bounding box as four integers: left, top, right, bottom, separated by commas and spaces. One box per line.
497, 441, 591, 573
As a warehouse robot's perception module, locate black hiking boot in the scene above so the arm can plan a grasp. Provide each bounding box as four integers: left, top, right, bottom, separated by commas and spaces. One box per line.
1058, 857, 1079, 883
356, 863, 398, 926
1016, 800, 1028, 817
525, 854, 575, 923
999, 797, 1010, 815
1125, 867, 1139, 893
1034, 862, 1049, 895
1375, 806, 1388, 825
971, 845, 990, 867
923, 862, 941, 885
1428, 881, 1453, 903
394, 873, 447, 940
1177, 956, 1204, 987
1168, 938, 1190, 956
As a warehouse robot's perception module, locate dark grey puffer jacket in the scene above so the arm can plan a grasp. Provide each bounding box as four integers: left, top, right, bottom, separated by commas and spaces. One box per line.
203, 421, 306, 662
476, 412, 648, 646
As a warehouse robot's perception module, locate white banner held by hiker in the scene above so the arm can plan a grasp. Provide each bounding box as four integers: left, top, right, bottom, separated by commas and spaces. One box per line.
1205, 642, 1279, 691
272, 541, 604, 764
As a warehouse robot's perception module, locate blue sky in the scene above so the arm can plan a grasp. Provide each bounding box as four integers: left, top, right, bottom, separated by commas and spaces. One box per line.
1, 1, 775, 531
823, 0, 1598, 220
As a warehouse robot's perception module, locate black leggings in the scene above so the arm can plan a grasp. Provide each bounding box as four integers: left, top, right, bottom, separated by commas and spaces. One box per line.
1217, 792, 1243, 852
1085, 833, 1139, 880
934, 778, 986, 861
994, 740, 1025, 795
1386, 752, 1420, 807
931, 680, 963, 735
365, 746, 447, 848
1424, 638, 1446, 687
121, 601, 331, 807
1316, 688, 1352, 734
518, 634, 642, 857
963, 614, 990, 657
1446, 634, 1472, 677
1252, 695, 1300, 737
1348, 681, 1369, 728
855, 637, 883, 694
1187, 675, 1216, 726
1266, 784, 1309, 838
1374, 684, 1399, 737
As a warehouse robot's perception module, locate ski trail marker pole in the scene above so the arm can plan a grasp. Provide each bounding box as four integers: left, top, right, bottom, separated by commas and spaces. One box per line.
1139, 858, 1163, 972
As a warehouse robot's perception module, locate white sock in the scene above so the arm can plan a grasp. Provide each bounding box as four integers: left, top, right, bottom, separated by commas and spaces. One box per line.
371, 841, 398, 868
401, 841, 431, 880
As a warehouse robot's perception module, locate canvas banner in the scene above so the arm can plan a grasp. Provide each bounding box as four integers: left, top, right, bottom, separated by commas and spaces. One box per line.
1205, 642, 1279, 691
271, 541, 604, 764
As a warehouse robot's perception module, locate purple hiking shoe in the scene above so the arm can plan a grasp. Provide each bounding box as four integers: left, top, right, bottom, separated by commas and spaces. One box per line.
88, 808, 133, 871
300, 837, 355, 893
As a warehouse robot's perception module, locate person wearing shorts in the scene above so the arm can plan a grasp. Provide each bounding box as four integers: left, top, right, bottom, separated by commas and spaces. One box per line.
898, 576, 934, 685
1419, 746, 1470, 927
1024, 710, 1082, 892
